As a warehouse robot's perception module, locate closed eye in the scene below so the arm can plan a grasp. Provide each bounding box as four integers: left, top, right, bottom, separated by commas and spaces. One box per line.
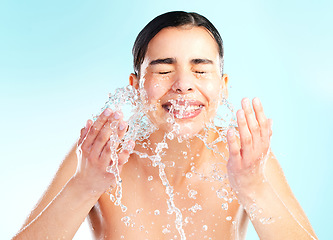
159, 71, 171, 74
195, 71, 206, 74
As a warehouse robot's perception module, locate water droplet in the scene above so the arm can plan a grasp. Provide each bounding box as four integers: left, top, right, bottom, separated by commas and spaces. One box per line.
121, 204, 127, 212
260, 217, 275, 224
162, 227, 171, 234
148, 176, 153, 181
186, 172, 193, 179
188, 203, 202, 213
221, 202, 229, 210
154, 210, 160, 215
216, 188, 228, 199
121, 216, 131, 227
167, 132, 174, 140
188, 189, 198, 199
202, 225, 208, 231
136, 208, 143, 214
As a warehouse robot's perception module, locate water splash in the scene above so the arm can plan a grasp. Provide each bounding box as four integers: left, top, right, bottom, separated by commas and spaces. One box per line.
94, 85, 156, 212
93, 84, 317, 240
94, 84, 236, 239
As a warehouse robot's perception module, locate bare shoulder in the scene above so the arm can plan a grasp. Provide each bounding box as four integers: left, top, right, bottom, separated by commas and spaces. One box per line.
21, 144, 78, 229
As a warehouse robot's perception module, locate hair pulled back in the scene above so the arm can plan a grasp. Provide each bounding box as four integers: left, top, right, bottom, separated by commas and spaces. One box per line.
132, 11, 224, 76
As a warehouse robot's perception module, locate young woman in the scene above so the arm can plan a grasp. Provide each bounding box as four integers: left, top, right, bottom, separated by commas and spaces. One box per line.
13, 11, 317, 240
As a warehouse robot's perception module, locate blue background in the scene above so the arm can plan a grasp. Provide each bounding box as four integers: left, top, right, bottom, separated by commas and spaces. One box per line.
1, 0, 332, 239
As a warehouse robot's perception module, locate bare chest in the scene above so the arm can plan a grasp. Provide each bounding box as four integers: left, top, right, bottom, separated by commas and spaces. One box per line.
88, 168, 248, 240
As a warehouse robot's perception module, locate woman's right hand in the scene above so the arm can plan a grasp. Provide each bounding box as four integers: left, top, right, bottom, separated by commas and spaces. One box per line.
74, 108, 134, 198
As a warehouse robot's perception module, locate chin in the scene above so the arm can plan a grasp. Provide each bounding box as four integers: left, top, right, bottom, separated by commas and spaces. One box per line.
146, 108, 213, 140
158, 121, 206, 141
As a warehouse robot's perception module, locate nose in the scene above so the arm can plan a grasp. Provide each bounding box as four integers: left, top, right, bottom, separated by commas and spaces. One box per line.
171, 71, 195, 94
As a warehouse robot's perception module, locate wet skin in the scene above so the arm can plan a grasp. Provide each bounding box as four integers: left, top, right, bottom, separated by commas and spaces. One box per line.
85, 27, 316, 239
130, 26, 228, 139
14, 26, 317, 240
88, 26, 247, 239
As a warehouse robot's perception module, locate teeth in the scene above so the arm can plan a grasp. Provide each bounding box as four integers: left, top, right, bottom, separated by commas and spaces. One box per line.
183, 105, 200, 112
168, 105, 202, 112
163, 102, 203, 114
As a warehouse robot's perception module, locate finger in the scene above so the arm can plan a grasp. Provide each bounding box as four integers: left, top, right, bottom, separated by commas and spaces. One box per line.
99, 139, 113, 167
90, 112, 124, 160
81, 108, 113, 150
252, 98, 270, 142
118, 121, 128, 137
118, 140, 135, 165
242, 98, 260, 149
78, 120, 92, 146
226, 128, 241, 170
268, 118, 273, 138
100, 122, 130, 163
236, 109, 252, 164
78, 127, 87, 147
100, 140, 134, 173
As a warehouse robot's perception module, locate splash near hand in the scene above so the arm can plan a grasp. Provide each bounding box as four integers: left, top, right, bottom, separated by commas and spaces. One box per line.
75, 108, 135, 198
226, 97, 273, 201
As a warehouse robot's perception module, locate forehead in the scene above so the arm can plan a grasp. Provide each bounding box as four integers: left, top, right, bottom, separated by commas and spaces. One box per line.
144, 26, 220, 62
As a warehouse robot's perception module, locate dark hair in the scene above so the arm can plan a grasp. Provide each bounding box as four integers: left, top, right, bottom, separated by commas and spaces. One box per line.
132, 11, 224, 76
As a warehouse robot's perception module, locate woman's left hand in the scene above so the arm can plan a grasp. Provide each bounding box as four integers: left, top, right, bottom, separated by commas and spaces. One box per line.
226, 97, 272, 201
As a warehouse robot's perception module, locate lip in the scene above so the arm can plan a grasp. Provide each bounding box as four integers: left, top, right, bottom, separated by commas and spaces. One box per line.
162, 99, 205, 119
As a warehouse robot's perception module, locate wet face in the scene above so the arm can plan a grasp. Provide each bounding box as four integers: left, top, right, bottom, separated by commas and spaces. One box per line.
130, 26, 228, 138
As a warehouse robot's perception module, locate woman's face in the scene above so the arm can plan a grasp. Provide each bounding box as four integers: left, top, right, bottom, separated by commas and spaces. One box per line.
130, 26, 228, 138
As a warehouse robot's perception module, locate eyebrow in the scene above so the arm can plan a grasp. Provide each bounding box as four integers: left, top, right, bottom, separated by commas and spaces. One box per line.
191, 58, 213, 65
149, 58, 176, 65
149, 58, 213, 66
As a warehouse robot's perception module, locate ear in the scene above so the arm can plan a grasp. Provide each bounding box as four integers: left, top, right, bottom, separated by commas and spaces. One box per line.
221, 73, 229, 99
129, 73, 139, 89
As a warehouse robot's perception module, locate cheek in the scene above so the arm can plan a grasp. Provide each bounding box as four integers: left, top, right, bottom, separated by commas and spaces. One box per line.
200, 80, 222, 105
143, 78, 171, 102
206, 81, 216, 93
145, 85, 163, 102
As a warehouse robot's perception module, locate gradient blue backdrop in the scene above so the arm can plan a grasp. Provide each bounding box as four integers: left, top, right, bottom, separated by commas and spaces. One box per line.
1, 0, 332, 239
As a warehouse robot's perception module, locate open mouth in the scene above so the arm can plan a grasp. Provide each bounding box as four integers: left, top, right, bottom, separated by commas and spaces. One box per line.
162, 99, 204, 119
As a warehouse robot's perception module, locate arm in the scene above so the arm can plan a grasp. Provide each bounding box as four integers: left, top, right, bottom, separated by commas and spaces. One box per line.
12, 109, 134, 239
227, 97, 317, 240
